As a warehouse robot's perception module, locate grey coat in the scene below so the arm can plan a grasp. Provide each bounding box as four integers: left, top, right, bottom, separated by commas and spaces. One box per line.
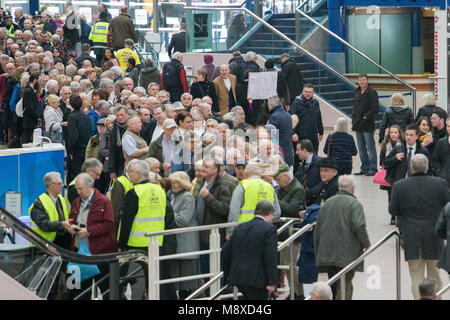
314, 190, 371, 272
435, 202, 450, 272
389, 174, 450, 260
170, 190, 200, 259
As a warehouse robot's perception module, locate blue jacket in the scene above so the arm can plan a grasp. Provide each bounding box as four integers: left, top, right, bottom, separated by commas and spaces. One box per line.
297, 204, 321, 283
88, 110, 103, 136
9, 82, 21, 112
269, 105, 294, 166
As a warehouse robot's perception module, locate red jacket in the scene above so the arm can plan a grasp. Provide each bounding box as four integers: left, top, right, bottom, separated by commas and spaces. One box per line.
69, 189, 117, 255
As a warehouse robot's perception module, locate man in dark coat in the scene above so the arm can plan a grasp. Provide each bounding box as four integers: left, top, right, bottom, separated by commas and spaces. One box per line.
352, 74, 379, 176
280, 53, 305, 105
160, 52, 188, 103
167, 23, 186, 58
108, 106, 130, 180
239, 51, 260, 84
268, 95, 294, 166
385, 124, 432, 186
389, 154, 450, 300
432, 118, 450, 184
222, 199, 278, 300
294, 139, 322, 206
315, 175, 370, 300
66, 94, 92, 182
291, 83, 323, 154
435, 202, 450, 275
107, 5, 136, 51
228, 51, 245, 84
308, 157, 339, 206
74, 43, 97, 69
274, 163, 305, 299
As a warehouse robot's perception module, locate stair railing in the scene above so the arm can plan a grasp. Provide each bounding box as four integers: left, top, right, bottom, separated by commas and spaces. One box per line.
184, 6, 358, 91
305, 230, 401, 300
295, 7, 417, 114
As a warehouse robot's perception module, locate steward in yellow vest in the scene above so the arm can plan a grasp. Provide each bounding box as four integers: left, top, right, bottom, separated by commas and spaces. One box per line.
89, 12, 109, 66
28, 172, 75, 248
117, 160, 167, 250
226, 164, 281, 239
110, 174, 134, 232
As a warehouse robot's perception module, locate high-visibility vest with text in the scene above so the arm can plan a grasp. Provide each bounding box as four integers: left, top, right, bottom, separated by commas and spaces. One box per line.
89, 22, 109, 49
239, 178, 275, 222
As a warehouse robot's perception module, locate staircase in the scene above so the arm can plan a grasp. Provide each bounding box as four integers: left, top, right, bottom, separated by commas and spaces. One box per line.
237, 12, 328, 59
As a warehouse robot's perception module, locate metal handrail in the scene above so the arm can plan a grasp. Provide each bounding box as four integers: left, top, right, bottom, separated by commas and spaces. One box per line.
185, 271, 224, 300
295, 7, 417, 114
278, 222, 315, 252
436, 282, 450, 298
305, 230, 401, 300
184, 6, 358, 91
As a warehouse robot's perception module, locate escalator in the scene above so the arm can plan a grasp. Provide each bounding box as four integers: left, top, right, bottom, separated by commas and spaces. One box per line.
0, 206, 148, 300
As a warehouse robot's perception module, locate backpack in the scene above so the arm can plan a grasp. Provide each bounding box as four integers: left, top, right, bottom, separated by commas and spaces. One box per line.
162, 63, 180, 89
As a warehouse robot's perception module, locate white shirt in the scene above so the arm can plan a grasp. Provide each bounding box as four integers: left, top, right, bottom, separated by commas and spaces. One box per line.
223, 78, 231, 91
151, 124, 164, 142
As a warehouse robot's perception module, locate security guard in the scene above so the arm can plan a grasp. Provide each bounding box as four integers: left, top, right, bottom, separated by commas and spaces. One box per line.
110, 168, 133, 233
88, 11, 109, 66
117, 159, 166, 251
3, 11, 19, 38
65, 158, 103, 207
227, 163, 281, 239
28, 172, 75, 248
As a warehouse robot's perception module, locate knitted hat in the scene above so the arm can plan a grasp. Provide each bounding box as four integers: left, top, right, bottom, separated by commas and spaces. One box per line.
204, 54, 214, 64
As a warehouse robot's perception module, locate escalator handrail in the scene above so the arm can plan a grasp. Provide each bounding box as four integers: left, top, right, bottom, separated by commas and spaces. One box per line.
0, 206, 147, 265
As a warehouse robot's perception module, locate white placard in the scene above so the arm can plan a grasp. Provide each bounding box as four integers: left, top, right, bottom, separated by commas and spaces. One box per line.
110, 8, 119, 18
247, 71, 278, 100
79, 7, 92, 24
47, 6, 60, 16
135, 9, 148, 25
433, 10, 448, 109
5, 192, 22, 217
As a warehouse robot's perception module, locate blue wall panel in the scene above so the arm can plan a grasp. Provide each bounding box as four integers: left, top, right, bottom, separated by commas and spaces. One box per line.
0, 155, 19, 210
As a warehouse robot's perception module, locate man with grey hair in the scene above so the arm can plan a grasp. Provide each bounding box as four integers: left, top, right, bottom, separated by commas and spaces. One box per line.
315, 175, 370, 300
310, 282, 333, 300
89, 100, 110, 135
99, 78, 115, 103
222, 199, 278, 300
117, 159, 167, 251
240, 51, 260, 85
122, 116, 149, 166
65, 64, 78, 78
66, 158, 104, 206
45, 79, 59, 95
110, 66, 124, 81
419, 278, 437, 300
161, 51, 188, 103
133, 86, 146, 97
28, 62, 40, 76
42, 56, 54, 74
390, 153, 450, 299
29, 171, 75, 248
227, 163, 281, 239
69, 81, 81, 95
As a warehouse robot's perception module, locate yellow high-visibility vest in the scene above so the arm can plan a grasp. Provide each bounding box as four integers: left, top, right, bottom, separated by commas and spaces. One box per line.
238, 178, 275, 222
28, 193, 69, 243
126, 183, 166, 247
88, 21, 109, 48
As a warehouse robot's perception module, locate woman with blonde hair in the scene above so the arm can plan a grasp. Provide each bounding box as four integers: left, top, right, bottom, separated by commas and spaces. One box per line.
416, 93, 437, 121
168, 171, 201, 300
43, 94, 66, 143
378, 93, 414, 143
322, 117, 357, 175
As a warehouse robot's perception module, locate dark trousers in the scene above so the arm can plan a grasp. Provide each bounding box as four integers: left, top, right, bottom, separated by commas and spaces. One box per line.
238, 285, 268, 300
324, 266, 355, 300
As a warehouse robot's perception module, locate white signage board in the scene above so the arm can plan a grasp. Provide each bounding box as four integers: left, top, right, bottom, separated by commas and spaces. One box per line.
247, 71, 278, 100
79, 7, 93, 24
433, 10, 448, 109
135, 9, 148, 25
47, 7, 60, 16
5, 192, 22, 217
110, 8, 120, 18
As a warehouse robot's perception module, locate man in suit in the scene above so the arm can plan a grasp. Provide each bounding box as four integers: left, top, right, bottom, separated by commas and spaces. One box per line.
389, 154, 450, 300
385, 124, 432, 186
294, 139, 322, 206
167, 23, 186, 58
213, 64, 237, 116
222, 199, 278, 300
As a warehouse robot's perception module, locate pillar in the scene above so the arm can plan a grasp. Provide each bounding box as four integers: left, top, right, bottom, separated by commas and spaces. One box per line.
326, 0, 346, 74
412, 8, 424, 74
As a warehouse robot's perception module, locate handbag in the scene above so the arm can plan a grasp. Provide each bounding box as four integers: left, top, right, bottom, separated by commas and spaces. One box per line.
66, 239, 101, 283
42, 123, 63, 143
373, 165, 391, 187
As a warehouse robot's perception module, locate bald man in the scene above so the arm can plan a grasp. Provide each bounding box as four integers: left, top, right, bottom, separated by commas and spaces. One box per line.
213, 64, 237, 116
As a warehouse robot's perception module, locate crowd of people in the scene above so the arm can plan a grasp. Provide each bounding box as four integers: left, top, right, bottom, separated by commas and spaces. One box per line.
1, 5, 449, 301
